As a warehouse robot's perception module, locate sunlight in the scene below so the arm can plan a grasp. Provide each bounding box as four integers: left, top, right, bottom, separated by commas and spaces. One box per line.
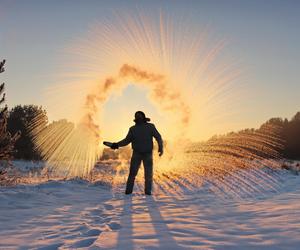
100, 84, 167, 142
30, 11, 282, 194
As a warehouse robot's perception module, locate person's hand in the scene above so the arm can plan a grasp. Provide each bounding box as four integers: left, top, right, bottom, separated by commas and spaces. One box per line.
158, 149, 163, 157
111, 143, 119, 150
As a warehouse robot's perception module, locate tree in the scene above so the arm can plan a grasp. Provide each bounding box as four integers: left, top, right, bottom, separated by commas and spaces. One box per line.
7, 105, 47, 160
291, 112, 300, 122
0, 60, 20, 160
283, 112, 300, 159
0, 59, 21, 185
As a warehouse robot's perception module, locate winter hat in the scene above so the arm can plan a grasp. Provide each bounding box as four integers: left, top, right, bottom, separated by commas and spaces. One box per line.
134, 111, 150, 123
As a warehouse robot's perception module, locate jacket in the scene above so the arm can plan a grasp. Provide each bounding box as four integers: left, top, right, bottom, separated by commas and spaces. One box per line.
117, 122, 163, 153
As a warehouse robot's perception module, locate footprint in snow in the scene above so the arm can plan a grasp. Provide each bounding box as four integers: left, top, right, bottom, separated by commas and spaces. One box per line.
68, 224, 88, 233
71, 237, 97, 248
108, 221, 122, 230
36, 242, 64, 250
104, 203, 115, 210
83, 228, 102, 237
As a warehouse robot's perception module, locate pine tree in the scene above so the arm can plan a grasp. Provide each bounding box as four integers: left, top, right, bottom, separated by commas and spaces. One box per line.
0, 59, 21, 184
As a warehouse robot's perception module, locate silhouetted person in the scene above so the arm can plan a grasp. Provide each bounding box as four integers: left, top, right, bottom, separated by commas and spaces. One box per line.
110, 111, 163, 195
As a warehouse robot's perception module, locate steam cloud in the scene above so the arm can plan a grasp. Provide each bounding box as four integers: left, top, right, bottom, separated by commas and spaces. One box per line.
82, 64, 191, 140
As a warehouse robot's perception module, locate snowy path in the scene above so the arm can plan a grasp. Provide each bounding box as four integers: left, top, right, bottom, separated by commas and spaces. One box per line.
0, 173, 300, 249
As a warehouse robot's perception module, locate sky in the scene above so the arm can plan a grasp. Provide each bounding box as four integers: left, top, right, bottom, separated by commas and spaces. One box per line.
1, 0, 300, 140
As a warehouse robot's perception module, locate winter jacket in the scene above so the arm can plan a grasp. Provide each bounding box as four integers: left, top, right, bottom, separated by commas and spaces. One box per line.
117, 122, 163, 153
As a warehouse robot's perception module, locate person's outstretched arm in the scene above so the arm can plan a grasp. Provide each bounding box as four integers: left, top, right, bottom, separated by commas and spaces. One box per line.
117, 128, 132, 147
152, 124, 163, 156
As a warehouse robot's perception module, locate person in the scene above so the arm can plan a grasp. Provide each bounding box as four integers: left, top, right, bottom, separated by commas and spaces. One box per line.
109, 111, 163, 195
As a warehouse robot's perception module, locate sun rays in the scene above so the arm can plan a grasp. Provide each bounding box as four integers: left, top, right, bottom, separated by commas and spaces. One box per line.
29, 11, 283, 197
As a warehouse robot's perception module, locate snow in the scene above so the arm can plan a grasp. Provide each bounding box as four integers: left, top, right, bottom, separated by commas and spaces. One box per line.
0, 161, 300, 249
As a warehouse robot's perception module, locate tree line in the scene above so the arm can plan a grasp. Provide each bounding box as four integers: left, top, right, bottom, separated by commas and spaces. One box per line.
4, 105, 300, 161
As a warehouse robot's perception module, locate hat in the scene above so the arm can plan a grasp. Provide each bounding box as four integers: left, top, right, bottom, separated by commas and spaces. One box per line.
134, 111, 150, 123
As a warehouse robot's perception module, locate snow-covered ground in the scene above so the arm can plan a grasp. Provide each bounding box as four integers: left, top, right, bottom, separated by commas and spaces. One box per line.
0, 161, 300, 249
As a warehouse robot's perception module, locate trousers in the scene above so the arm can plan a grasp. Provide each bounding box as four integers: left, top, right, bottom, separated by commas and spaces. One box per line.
125, 151, 153, 194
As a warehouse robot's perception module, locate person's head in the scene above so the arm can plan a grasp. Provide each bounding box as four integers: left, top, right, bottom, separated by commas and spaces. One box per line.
134, 111, 150, 124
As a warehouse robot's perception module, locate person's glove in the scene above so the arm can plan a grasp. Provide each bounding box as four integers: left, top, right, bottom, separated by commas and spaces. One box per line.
158, 149, 163, 157
111, 143, 119, 150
